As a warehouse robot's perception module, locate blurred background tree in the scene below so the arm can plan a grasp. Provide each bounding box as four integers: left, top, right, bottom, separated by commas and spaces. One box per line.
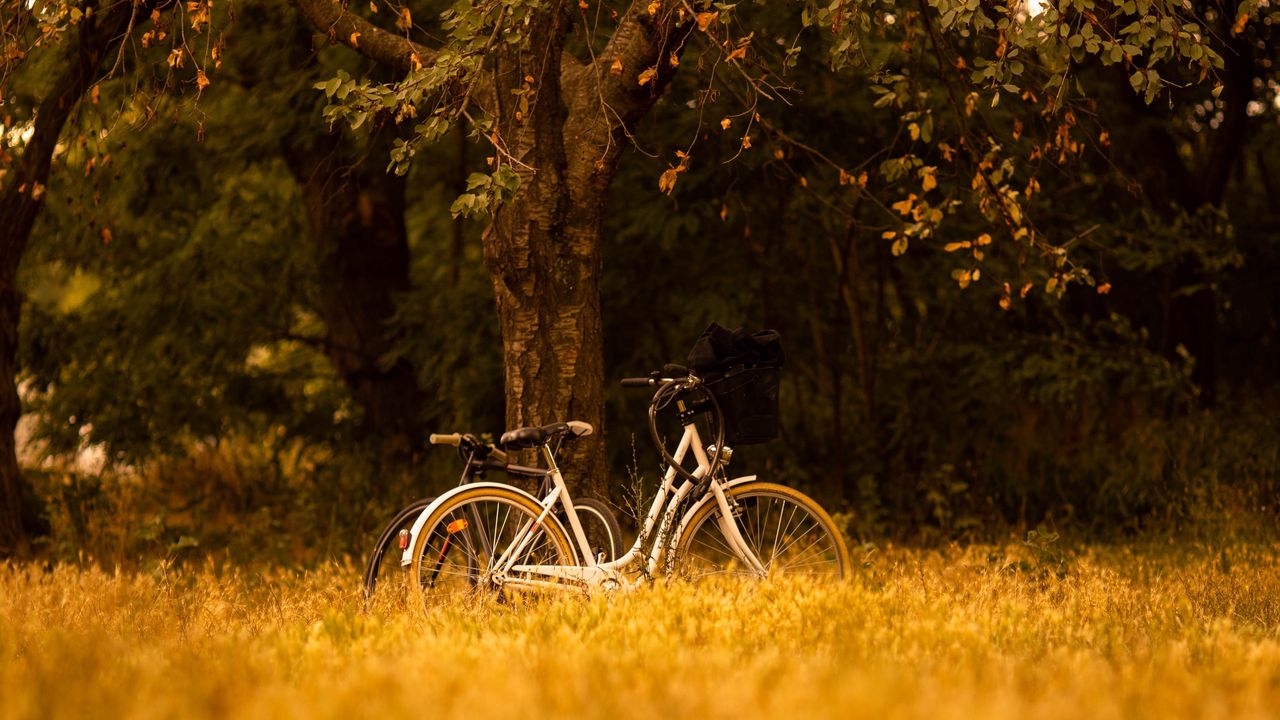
0, 0, 1276, 560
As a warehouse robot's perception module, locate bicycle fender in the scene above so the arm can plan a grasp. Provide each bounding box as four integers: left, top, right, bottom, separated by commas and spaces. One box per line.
671, 475, 758, 553
398, 482, 552, 567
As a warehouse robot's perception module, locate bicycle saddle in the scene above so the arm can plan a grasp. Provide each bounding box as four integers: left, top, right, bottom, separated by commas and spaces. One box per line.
498, 421, 593, 449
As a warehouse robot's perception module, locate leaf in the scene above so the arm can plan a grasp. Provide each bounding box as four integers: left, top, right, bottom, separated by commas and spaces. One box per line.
196, 69, 210, 91
726, 46, 747, 62
891, 236, 909, 256
920, 166, 937, 192
696, 12, 718, 31
610, 59, 623, 75
908, 123, 920, 141
944, 241, 971, 253
638, 67, 657, 86
1097, 283, 1112, 295
658, 167, 679, 194
349, 31, 361, 47
720, 117, 731, 130
891, 194, 916, 216
976, 233, 992, 246
396, 7, 413, 31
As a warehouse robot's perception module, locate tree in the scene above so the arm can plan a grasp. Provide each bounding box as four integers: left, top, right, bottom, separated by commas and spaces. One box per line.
292, 0, 694, 496
0, 0, 163, 556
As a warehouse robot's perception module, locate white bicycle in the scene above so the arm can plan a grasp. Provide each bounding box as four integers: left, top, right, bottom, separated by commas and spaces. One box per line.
400, 363, 851, 600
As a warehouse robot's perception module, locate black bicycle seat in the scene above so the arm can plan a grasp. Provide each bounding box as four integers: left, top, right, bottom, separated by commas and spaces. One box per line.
498, 421, 593, 449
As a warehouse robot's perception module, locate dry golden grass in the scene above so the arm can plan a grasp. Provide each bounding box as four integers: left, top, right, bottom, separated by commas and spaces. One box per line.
2, 543, 1279, 720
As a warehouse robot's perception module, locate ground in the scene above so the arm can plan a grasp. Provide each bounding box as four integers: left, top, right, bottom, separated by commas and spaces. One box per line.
2, 541, 1278, 719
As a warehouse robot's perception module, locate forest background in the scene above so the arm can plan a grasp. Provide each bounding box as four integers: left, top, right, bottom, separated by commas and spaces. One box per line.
0, 0, 1277, 564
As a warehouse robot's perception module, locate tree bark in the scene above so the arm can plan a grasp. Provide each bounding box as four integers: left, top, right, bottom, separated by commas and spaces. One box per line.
0, 1, 146, 557
292, 0, 691, 500
284, 128, 428, 466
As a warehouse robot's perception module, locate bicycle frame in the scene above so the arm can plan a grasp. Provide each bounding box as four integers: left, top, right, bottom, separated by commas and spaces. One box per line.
401, 415, 768, 591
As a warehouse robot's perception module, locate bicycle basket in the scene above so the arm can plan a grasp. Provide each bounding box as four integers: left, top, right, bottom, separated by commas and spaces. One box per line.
705, 365, 780, 446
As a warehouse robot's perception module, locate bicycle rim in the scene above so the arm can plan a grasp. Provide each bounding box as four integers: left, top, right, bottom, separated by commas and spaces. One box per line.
673, 482, 851, 580
411, 487, 575, 603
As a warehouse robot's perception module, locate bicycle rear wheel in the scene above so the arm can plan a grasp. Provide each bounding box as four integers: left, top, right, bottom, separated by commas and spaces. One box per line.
567, 497, 625, 561
410, 485, 576, 603
671, 481, 851, 580
363, 497, 433, 599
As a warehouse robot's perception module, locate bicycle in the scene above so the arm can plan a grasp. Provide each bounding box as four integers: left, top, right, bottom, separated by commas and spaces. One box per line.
361, 426, 622, 598
400, 359, 851, 601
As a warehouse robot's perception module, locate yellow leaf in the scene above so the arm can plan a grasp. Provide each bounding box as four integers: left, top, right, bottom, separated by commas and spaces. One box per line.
647, 1, 660, 15
396, 7, 413, 31
166, 48, 185, 68
954, 269, 972, 289
1046, 277, 1059, 294
370, 1, 377, 12
1097, 283, 1112, 295
742, 135, 752, 150
973, 250, 984, 261
881, 230, 897, 240
349, 31, 361, 47
976, 233, 992, 246
90, 85, 100, 104
196, 69, 210, 91
410, 53, 423, 71
921, 167, 937, 192
908, 123, 920, 141
856, 171, 868, 188
720, 117, 731, 130
638, 67, 657, 86
891, 194, 916, 216
100, 227, 112, 245
773, 148, 783, 160
726, 46, 747, 62
972, 269, 981, 282
579, 0, 588, 9
696, 11, 718, 31
669, 52, 679, 68
1020, 282, 1033, 298
658, 168, 679, 194
610, 59, 623, 75
720, 204, 729, 221
944, 241, 971, 253
891, 236, 909, 256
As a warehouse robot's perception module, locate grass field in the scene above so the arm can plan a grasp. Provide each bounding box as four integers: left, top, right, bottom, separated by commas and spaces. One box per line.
3, 542, 1279, 719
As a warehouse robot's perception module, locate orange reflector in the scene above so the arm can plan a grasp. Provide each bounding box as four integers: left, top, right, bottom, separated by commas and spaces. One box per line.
447, 519, 469, 534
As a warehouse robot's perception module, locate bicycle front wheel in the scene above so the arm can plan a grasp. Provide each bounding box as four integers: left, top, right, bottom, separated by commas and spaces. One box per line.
671, 481, 851, 581
363, 497, 433, 599
410, 485, 576, 603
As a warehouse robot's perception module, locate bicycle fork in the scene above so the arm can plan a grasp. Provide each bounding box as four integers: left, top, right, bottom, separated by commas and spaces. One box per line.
709, 481, 769, 576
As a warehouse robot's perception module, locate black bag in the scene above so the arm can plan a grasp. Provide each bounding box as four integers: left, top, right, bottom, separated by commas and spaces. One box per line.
686, 323, 784, 445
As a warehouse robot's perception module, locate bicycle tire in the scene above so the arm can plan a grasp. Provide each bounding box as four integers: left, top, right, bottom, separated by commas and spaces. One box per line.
566, 497, 625, 561
362, 497, 434, 599
671, 481, 851, 580
410, 485, 577, 603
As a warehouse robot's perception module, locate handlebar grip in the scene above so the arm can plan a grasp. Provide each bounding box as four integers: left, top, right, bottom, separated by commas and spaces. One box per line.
620, 377, 653, 388
428, 433, 462, 446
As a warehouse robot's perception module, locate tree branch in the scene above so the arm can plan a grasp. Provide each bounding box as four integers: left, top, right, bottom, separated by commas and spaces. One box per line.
289, 0, 436, 74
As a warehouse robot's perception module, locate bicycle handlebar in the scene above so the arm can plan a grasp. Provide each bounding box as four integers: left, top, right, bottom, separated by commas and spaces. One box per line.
620, 377, 654, 387
428, 432, 507, 462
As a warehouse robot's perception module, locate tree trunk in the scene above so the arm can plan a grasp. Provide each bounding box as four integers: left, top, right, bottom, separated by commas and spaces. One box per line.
291, 0, 690, 500
0, 1, 147, 557
285, 128, 428, 467
481, 1, 609, 498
